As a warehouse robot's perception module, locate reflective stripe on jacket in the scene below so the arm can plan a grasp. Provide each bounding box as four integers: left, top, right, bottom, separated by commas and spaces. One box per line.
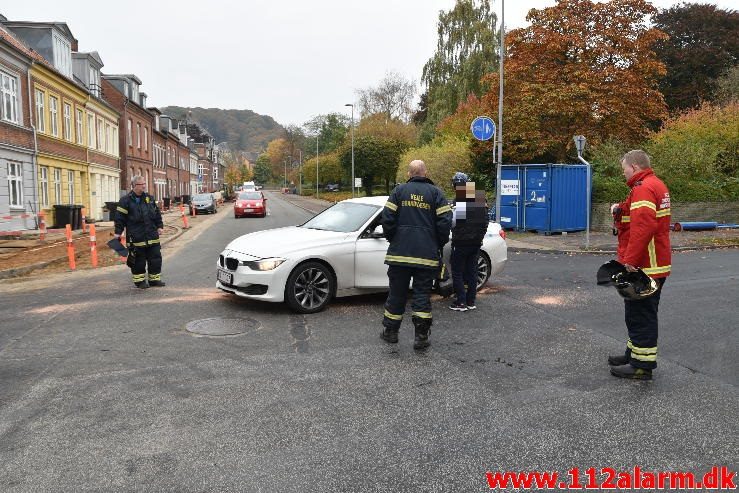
114, 192, 163, 246
616, 169, 671, 278
382, 177, 452, 269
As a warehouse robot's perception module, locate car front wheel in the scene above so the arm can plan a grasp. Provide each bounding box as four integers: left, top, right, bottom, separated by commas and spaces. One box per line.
285, 261, 334, 313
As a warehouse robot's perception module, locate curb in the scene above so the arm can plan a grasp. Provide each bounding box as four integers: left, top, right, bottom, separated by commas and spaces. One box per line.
0, 220, 187, 280
508, 244, 739, 255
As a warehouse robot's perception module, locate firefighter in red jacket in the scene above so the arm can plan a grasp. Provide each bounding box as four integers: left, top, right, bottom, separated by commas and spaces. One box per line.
609, 150, 671, 380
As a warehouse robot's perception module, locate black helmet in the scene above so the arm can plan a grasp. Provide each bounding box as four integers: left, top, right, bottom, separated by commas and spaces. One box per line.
597, 260, 658, 300
452, 171, 469, 187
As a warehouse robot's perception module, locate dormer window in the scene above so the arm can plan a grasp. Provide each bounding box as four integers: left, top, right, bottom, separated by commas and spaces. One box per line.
123, 81, 129, 99
131, 84, 139, 105
88, 67, 101, 97
52, 33, 72, 78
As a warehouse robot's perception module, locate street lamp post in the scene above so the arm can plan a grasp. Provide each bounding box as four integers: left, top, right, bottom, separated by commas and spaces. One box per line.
316, 135, 319, 199
345, 103, 355, 198
284, 157, 288, 190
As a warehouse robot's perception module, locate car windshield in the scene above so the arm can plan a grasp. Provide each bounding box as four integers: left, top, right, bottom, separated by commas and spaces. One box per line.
239, 192, 262, 200
193, 194, 211, 201
301, 202, 380, 232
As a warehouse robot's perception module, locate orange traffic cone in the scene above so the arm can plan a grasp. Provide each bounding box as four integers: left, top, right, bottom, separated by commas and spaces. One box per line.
65, 224, 76, 270
89, 224, 98, 267
38, 210, 47, 241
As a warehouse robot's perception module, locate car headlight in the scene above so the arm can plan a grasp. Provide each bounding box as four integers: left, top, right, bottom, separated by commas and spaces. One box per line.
242, 258, 286, 271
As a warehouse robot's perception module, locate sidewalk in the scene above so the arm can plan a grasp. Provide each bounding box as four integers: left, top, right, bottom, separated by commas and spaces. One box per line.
0, 204, 216, 280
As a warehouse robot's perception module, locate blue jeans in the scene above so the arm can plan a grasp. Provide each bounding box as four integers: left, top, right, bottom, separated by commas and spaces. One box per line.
450, 245, 479, 305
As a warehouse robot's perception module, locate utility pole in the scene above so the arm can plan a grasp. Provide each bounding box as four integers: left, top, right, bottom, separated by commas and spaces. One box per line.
495, 0, 505, 224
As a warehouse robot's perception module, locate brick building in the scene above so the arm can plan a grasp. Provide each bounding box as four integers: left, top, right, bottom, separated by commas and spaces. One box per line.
3, 19, 120, 226
101, 74, 154, 199
0, 23, 38, 231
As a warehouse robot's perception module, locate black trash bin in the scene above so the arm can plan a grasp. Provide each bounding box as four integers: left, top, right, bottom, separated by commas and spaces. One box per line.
71, 205, 83, 230
163, 197, 171, 210
181, 194, 191, 205
53, 204, 74, 229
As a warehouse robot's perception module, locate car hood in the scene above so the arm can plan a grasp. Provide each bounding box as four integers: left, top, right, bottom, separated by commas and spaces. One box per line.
224, 226, 350, 259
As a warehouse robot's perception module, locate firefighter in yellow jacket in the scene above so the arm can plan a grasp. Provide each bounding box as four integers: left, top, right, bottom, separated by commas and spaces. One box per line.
114, 176, 165, 289
380, 160, 452, 350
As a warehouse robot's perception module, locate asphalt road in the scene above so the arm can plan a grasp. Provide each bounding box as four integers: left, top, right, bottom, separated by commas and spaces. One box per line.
0, 191, 737, 492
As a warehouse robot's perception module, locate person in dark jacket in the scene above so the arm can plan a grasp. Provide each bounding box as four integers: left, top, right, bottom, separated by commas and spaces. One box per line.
114, 175, 165, 289
380, 160, 452, 350
448, 172, 489, 311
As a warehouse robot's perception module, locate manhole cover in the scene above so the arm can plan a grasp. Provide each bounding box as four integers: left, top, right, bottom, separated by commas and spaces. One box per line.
185, 318, 260, 336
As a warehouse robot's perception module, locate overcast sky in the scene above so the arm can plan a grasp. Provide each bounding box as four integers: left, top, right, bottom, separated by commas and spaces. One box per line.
3, 1, 736, 127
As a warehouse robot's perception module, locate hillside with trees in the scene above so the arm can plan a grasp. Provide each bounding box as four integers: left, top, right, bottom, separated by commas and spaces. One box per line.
161, 106, 284, 158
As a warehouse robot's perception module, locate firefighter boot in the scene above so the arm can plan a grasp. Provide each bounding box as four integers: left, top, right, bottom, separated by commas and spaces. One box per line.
148, 280, 167, 287
610, 364, 652, 380
608, 354, 629, 366
380, 327, 399, 344
134, 281, 149, 289
412, 316, 431, 351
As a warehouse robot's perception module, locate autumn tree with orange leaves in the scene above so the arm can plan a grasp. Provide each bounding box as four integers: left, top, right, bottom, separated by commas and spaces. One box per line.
440, 0, 668, 164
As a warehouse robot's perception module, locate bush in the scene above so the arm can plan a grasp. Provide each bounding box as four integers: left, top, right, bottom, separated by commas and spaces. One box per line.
398, 135, 473, 194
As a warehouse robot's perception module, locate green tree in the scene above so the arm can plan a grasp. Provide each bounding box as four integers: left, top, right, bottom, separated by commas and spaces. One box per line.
421, 0, 499, 142
654, 3, 739, 112
715, 65, 739, 106
253, 154, 273, 184
339, 136, 407, 195
303, 113, 351, 157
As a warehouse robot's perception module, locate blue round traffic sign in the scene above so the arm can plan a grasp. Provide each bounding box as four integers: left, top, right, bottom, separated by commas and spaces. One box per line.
471, 116, 496, 141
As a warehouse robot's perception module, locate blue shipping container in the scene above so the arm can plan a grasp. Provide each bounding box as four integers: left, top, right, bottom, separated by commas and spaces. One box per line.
498, 164, 590, 233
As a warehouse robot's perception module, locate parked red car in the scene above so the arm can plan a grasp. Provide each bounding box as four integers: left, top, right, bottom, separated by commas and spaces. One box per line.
234, 191, 266, 218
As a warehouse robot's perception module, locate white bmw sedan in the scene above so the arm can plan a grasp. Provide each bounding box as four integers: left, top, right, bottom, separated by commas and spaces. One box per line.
216, 196, 507, 313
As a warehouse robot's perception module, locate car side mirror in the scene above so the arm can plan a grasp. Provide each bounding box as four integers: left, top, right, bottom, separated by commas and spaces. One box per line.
369, 225, 385, 239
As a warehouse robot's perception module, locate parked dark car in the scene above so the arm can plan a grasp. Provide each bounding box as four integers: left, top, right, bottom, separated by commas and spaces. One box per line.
325, 183, 340, 192
190, 193, 218, 214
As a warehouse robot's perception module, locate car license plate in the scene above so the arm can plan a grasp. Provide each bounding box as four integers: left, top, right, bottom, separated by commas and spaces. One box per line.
217, 269, 233, 285
244, 208, 253, 212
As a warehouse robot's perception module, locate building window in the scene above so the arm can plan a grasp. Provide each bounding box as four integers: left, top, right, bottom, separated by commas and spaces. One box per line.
1, 71, 19, 124
53, 168, 61, 205
213, 166, 218, 180
49, 96, 59, 136
127, 119, 132, 146
67, 170, 75, 204
105, 122, 110, 153
87, 114, 95, 148
198, 163, 205, 177
35, 90, 45, 133
76, 109, 83, 144
40, 166, 49, 207
136, 122, 141, 149
113, 126, 118, 156
144, 126, 148, 152
7, 162, 23, 208
88, 67, 100, 97
63, 102, 72, 140
52, 33, 72, 78
97, 118, 103, 150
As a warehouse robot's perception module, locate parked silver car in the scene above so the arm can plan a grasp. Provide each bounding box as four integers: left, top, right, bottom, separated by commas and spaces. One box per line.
190, 193, 218, 214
